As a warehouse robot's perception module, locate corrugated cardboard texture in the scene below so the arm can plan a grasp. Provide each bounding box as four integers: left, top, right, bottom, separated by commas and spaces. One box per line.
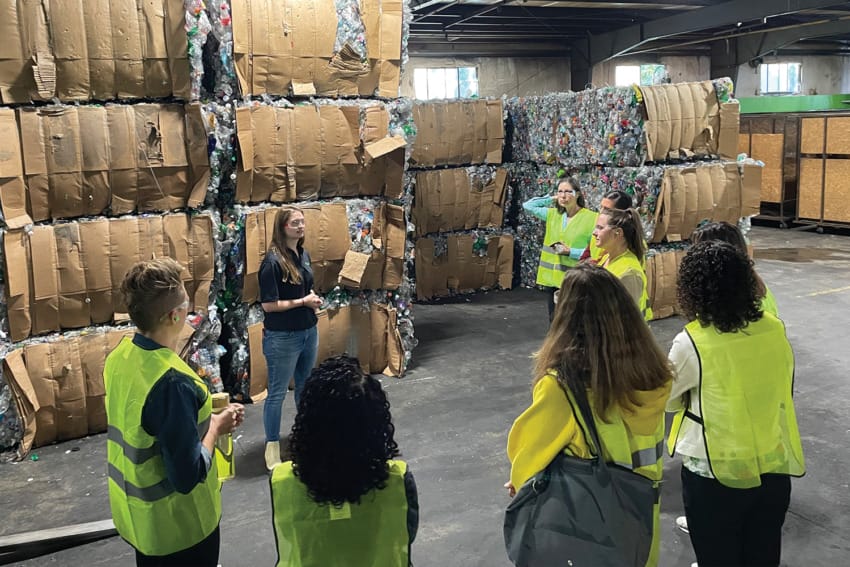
3, 323, 197, 456
246, 302, 405, 395
640, 82, 739, 162
2, 213, 215, 341
235, 104, 404, 203
652, 162, 760, 243
411, 99, 504, 167
413, 168, 507, 236
0, 104, 209, 225
232, 0, 402, 98
242, 202, 406, 302
646, 249, 685, 321
415, 233, 514, 300
0, 0, 189, 103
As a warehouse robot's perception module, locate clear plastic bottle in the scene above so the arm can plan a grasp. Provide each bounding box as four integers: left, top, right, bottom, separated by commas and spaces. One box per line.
211, 393, 235, 481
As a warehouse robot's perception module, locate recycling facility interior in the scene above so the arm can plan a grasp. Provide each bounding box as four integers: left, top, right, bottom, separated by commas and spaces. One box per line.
0, 1, 849, 566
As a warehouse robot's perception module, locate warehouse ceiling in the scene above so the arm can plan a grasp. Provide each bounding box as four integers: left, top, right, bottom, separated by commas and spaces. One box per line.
408, 0, 850, 59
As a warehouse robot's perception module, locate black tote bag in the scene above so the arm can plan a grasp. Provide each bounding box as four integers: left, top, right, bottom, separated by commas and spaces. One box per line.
504, 383, 659, 567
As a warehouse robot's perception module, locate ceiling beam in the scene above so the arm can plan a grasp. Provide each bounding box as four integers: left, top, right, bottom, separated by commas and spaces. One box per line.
444, 0, 511, 30
408, 41, 570, 57
586, 0, 845, 63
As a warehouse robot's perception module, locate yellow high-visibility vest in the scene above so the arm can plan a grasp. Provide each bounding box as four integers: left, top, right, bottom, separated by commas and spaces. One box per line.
105, 337, 221, 556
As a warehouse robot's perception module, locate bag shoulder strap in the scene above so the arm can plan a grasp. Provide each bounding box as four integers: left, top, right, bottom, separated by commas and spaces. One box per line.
560, 374, 610, 473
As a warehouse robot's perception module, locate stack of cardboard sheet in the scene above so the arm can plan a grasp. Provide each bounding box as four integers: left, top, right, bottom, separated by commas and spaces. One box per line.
212, 0, 416, 400
409, 100, 514, 300
0, 1, 224, 459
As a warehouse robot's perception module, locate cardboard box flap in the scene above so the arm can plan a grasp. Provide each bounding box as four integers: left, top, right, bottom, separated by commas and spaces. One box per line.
365, 135, 406, 160
3, 349, 38, 455
741, 164, 763, 217
236, 107, 255, 172
0, 109, 23, 177
338, 249, 371, 288
384, 204, 406, 259
247, 322, 267, 400
29, 227, 58, 301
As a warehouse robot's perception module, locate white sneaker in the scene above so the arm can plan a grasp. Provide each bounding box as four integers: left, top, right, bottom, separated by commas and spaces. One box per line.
691, 563, 698, 567
676, 515, 689, 534
264, 441, 281, 471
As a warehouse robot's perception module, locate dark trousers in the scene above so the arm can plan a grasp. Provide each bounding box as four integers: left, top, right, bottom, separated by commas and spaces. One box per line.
135, 525, 220, 567
545, 286, 557, 322
681, 465, 791, 567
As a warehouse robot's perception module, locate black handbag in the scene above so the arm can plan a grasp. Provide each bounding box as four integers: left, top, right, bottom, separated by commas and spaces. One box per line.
504, 381, 659, 567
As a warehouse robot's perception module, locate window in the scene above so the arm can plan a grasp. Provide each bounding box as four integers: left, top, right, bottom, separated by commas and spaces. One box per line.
414, 67, 479, 100
615, 64, 667, 87
759, 62, 802, 95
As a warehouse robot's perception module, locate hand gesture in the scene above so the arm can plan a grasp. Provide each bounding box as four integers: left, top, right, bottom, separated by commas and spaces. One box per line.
303, 291, 323, 310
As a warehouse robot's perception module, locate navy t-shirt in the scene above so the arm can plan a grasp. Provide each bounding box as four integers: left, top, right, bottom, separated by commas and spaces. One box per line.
258, 247, 318, 331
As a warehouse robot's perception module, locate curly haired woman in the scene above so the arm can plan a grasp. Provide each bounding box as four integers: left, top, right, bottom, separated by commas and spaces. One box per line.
269, 356, 418, 567
667, 241, 805, 567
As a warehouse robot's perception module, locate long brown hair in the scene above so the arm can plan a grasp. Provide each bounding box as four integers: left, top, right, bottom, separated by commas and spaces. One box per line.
603, 207, 646, 265
533, 264, 672, 419
269, 207, 305, 285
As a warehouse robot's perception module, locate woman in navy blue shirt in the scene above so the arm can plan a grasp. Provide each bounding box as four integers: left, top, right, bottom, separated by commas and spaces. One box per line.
258, 207, 322, 471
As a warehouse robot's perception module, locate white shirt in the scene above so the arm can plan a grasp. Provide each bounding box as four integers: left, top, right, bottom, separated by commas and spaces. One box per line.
667, 330, 713, 477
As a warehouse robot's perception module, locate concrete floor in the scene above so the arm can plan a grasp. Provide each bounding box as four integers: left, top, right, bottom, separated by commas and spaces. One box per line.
1, 226, 849, 566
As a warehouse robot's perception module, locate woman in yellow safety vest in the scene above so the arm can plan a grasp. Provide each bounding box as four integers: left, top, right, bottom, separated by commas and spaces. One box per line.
507, 264, 673, 566
667, 241, 805, 567
522, 177, 597, 321
673, 220, 780, 537
270, 355, 418, 567
581, 190, 635, 263
691, 220, 778, 316
592, 208, 652, 320
105, 258, 244, 566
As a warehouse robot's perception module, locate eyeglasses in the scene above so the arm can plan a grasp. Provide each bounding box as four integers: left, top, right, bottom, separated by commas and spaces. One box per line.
287, 220, 305, 228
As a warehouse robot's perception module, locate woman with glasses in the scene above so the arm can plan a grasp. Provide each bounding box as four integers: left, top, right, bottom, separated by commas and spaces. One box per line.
522, 177, 597, 320
259, 207, 323, 471
105, 258, 244, 566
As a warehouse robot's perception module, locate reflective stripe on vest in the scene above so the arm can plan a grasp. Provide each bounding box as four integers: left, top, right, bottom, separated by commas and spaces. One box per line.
105, 337, 221, 556
271, 460, 410, 567
536, 208, 597, 288
602, 250, 652, 321
562, 379, 665, 482
672, 315, 805, 488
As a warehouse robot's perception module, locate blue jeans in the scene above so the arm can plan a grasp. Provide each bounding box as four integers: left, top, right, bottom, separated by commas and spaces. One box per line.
262, 326, 318, 442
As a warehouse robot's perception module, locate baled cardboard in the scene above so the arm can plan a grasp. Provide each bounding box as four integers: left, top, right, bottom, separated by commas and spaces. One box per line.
236, 104, 404, 204
413, 167, 508, 237
415, 233, 514, 300
640, 81, 738, 162
1, 323, 202, 457
246, 301, 407, 397
651, 162, 762, 243
1, 212, 215, 341
0, 103, 208, 224
647, 249, 685, 320
411, 100, 504, 168
0, 0, 189, 103
242, 202, 405, 302
232, 0, 402, 98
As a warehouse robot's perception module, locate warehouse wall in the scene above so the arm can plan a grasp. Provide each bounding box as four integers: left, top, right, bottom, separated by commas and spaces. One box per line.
401, 56, 570, 98
591, 56, 711, 86
735, 55, 850, 96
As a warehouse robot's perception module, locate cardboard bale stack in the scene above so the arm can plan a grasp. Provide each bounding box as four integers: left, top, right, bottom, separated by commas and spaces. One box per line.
503, 79, 762, 319
209, 0, 416, 399
0, 3, 226, 459
409, 100, 514, 300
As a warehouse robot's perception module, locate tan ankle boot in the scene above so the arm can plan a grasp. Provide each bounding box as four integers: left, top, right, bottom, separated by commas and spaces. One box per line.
264, 441, 281, 471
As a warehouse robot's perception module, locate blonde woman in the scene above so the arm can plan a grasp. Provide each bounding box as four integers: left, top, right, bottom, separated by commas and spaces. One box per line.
259, 207, 322, 471
105, 258, 244, 566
